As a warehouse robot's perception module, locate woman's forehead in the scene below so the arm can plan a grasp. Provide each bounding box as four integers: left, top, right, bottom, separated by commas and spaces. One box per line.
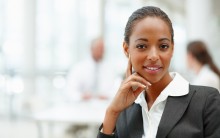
130, 17, 171, 41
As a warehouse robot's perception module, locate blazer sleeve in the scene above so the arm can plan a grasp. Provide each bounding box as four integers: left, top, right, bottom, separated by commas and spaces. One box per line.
203, 88, 220, 138
97, 124, 117, 138
97, 132, 116, 138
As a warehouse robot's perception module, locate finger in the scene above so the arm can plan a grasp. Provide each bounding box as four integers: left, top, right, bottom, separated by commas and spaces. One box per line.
128, 82, 146, 99
134, 72, 152, 86
126, 55, 132, 78
133, 87, 144, 98
125, 74, 151, 87
125, 81, 146, 91
133, 73, 152, 86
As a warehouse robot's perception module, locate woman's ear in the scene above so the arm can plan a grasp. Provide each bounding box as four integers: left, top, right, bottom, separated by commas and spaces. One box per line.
123, 41, 129, 58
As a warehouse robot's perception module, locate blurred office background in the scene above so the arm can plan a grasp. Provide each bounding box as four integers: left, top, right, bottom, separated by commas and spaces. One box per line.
0, 0, 220, 138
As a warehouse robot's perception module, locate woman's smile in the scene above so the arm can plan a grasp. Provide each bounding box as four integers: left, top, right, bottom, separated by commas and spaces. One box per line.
143, 65, 163, 74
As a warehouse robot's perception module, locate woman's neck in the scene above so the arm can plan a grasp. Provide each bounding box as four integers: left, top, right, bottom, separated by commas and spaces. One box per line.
145, 73, 173, 110
193, 61, 203, 75
190, 56, 203, 75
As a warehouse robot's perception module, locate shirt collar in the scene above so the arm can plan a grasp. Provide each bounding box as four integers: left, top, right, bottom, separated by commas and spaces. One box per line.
135, 72, 189, 105
165, 72, 189, 96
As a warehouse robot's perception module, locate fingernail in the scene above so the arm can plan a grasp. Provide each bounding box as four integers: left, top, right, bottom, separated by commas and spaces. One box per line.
142, 84, 146, 88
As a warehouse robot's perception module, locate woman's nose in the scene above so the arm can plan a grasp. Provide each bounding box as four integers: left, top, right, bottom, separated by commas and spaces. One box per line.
147, 47, 159, 61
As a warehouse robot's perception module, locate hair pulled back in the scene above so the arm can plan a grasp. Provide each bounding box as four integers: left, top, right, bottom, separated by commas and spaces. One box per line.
124, 6, 174, 44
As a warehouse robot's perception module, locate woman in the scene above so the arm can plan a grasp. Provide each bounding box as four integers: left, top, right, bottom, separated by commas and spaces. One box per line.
97, 6, 220, 138
187, 40, 220, 91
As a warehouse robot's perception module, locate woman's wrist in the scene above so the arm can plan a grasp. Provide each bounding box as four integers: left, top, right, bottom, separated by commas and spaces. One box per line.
106, 106, 120, 117
102, 107, 120, 134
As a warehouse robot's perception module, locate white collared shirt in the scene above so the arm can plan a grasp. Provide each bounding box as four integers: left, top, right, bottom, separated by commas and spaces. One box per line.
66, 57, 121, 101
192, 65, 220, 91
135, 72, 189, 138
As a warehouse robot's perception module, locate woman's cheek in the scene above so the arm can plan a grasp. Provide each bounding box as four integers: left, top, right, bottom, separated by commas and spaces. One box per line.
131, 58, 142, 72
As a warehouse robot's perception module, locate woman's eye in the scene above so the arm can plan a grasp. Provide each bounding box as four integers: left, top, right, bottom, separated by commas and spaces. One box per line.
136, 44, 146, 49
160, 44, 169, 49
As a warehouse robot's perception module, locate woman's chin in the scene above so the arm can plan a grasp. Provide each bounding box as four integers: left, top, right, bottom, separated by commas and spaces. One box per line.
143, 77, 161, 84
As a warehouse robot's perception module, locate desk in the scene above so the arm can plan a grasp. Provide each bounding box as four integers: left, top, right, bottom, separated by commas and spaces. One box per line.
33, 100, 109, 138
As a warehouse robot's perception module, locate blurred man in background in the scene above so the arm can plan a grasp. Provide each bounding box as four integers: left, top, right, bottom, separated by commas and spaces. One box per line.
66, 37, 120, 101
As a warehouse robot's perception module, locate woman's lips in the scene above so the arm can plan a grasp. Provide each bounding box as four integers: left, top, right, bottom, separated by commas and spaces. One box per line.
143, 66, 162, 73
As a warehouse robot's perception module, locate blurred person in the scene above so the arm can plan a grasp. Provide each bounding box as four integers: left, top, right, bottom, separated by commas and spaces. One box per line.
186, 40, 220, 91
97, 6, 220, 138
66, 37, 121, 101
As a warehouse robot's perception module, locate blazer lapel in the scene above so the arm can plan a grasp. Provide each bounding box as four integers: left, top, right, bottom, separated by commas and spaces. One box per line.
126, 103, 144, 138
156, 87, 195, 138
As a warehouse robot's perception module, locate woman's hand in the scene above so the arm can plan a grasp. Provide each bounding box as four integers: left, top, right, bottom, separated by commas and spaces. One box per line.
108, 55, 151, 114
102, 56, 151, 135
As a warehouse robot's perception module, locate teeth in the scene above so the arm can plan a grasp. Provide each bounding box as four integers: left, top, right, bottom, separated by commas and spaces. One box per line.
147, 67, 159, 70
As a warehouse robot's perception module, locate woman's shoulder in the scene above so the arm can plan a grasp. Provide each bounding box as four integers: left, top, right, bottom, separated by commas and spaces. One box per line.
189, 84, 219, 94
189, 84, 220, 101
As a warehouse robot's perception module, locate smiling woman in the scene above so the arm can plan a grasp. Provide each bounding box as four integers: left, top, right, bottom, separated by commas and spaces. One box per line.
97, 6, 220, 138
124, 17, 173, 84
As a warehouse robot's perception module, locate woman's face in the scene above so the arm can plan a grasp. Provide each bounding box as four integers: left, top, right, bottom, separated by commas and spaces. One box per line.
124, 17, 174, 84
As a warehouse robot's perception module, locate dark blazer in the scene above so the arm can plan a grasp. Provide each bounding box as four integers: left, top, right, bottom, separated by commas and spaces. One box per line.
97, 85, 220, 138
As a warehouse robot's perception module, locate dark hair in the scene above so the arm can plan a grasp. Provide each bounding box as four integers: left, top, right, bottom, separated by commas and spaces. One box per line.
187, 40, 220, 77
124, 6, 174, 44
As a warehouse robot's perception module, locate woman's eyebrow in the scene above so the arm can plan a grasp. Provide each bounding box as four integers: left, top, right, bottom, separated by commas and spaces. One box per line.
135, 38, 148, 42
135, 38, 171, 43
159, 38, 171, 42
